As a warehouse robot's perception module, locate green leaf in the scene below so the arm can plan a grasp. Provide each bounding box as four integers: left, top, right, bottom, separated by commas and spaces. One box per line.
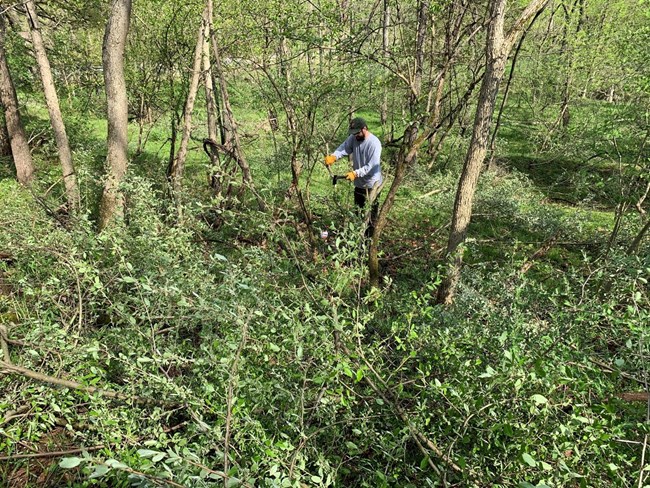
152, 452, 167, 463
522, 453, 537, 467
531, 394, 548, 405
105, 459, 129, 470
345, 441, 359, 452
89, 464, 110, 479
137, 449, 160, 459
226, 478, 242, 487
479, 366, 496, 378
59, 457, 82, 469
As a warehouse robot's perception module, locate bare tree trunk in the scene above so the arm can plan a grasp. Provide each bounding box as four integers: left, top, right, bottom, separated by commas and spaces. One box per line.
202, 0, 221, 189
0, 112, 11, 157
380, 0, 390, 129
203, 0, 218, 146
98, 0, 132, 231
369, 0, 478, 287
628, 219, 650, 255
166, 8, 205, 195
210, 22, 266, 211
487, 7, 542, 171
368, 0, 428, 287
24, 0, 79, 213
135, 90, 146, 155
0, 14, 34, 185
436, 0, 549, 305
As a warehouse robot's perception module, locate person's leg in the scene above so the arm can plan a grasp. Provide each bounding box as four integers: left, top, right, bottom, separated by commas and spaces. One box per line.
354, 187, 366, 211
364, 189, 381, 238
367, 191, 380, 238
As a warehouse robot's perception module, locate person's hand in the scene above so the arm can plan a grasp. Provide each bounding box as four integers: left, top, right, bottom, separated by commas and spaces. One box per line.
324, 155, 336, 166
345, 171, 356, 181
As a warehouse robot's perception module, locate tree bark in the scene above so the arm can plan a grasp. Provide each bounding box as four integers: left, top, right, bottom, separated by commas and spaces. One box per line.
368, 1, 472, 287
24, 0, 79, 213
628, 219, 650, 255
202, 0, 221, 188
487, 7, 543, 171
0, 13, 34, 185
98, 0, 132, 231
0, 111, 11, 158
203, 0, 218, 149
380, 0, 390, 128
436, 0, 549, 305
166, 7, 206, 195
210, 21, 266, 211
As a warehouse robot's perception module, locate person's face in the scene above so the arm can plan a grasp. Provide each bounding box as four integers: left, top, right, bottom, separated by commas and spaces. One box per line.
353, 127, 366, 141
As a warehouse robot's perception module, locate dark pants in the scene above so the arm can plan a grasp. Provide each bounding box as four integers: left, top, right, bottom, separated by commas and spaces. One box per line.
354, 187, 380, 238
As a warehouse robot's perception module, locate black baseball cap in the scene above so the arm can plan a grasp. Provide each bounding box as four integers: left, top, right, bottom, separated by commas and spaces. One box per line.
348, 117, 367, 135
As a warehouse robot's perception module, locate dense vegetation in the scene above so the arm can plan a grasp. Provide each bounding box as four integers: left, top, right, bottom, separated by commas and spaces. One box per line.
0, 0, 648, 487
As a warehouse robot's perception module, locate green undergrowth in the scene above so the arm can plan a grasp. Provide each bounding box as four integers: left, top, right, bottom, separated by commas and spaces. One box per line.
0, 164, 648, 487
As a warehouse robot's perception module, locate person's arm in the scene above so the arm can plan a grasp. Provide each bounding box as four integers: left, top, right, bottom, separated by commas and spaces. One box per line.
332, 136, 353, 160
353, 138, 381, 178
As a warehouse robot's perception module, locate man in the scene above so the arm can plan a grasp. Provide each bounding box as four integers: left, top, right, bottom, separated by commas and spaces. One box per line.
325, 117, 382, 237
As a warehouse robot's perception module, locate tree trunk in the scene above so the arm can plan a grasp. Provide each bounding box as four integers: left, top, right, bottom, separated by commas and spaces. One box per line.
436, 0, 549, 305
0, 13, 34, 185
368, 1, 429, 287
203, 0, 218, 147
628, 219, 650, 255
166, 8, 205, 195
24, 0, 79, 213
368, 124, 417, 287
380, 0, 390, 128
0, 112, 11, 158
98, 0, 132, 231
210, 22, 266, 211
368, 1, 469, 287
487, 7, 542, 171
202, 0, 221, 186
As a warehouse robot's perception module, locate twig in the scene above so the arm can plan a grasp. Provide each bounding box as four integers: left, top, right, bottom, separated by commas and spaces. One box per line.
615, 439, 644, 446
223, 316, 249, 487
639, 357, 649, 488
639, 434, 648, 488
0, 444, 105, 461
418, 188, 447, 199
567, 345, 647, 385
0, 324, 10, 364
617, 392, 649, 402
0, 405, 30, 426
520, 229, 563, 274
0, 360, 176, 406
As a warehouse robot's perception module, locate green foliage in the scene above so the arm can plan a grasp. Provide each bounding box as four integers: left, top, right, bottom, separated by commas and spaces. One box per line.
2, 0, 650, 486
2, 166, 648, 487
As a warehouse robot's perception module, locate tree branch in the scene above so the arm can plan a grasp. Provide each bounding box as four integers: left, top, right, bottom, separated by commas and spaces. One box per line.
0, 360, 178, 406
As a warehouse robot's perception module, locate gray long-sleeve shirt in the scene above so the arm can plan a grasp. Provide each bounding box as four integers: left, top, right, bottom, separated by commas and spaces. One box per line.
332, 133, 383, 189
